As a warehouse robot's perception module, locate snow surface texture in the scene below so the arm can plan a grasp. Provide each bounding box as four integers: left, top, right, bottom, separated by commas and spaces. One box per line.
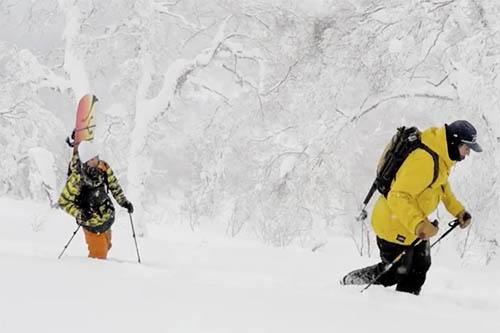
0, 197, 498, 333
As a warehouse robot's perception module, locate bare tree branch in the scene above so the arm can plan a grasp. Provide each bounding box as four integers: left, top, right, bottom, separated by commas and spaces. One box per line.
410, 16, 448, 80
261, 58, 300, 96
351, 93, 455, 122
426, 73, 449, 87
428, 0, 457, 13
153, 2, 205, 30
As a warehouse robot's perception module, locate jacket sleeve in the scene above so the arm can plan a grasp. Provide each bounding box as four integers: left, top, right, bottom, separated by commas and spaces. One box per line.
441, 181, 464, 217
386, 150, 434, 235
70, 151, 79, 173
58, 172, 82, 219
105, 165, 128, 206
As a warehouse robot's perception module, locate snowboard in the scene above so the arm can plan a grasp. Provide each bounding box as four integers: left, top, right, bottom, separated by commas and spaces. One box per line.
66, 94, 99, 149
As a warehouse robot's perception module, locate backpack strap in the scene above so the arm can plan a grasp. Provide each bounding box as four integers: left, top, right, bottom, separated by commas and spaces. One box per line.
417, 143, 439, 188
96, 160, 110, 192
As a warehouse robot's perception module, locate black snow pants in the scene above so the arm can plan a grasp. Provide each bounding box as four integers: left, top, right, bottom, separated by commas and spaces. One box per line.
342, 237, 431, 295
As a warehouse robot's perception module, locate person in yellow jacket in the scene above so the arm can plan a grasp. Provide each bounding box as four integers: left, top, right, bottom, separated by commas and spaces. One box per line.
341, 120, 481, 295
58, 141, 134, 259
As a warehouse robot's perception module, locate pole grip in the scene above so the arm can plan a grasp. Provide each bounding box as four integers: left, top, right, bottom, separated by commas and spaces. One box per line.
430, 219, 460, 248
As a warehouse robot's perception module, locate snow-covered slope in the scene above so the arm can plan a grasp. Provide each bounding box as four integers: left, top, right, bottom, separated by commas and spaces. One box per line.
0, 197, 498, 333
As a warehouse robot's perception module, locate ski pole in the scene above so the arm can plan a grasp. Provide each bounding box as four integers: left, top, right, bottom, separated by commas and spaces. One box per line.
361, 219, 439, 293
357, 183, 377, 221
58, 224, 81, 259
360, 237, 422, 293
430, 219, 460, 248
129, 213, 141, 263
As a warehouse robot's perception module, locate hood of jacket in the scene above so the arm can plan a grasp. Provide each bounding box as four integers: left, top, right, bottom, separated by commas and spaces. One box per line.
420, 126, 455, 169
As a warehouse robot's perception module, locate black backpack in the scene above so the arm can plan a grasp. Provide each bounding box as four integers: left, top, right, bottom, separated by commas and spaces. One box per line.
357, 126, 439, 221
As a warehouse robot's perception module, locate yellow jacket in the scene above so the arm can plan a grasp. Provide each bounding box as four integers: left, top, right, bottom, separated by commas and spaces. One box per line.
371, 126, 464, 245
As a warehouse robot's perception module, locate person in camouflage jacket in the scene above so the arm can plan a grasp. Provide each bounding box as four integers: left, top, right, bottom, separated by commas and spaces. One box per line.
58, 141, 134, 259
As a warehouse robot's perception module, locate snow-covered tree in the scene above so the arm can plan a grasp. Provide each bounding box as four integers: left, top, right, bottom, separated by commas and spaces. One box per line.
1, 0, 500, 263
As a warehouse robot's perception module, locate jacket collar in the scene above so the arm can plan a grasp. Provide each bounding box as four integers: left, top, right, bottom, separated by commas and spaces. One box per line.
421, 126, 454, 168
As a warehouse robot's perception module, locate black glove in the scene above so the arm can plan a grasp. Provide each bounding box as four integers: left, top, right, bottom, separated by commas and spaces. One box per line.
458, 210, 472, 229
66, 130, 76, 148
122, 201, 134, 214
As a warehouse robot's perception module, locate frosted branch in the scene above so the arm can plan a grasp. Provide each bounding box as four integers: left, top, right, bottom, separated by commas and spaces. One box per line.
153, 2, 205, 30
152, 16, 237, 111
261, 58, 300, 96
352, 93, 455, 122
410, 17, 448, 80
429, 0, 457, 13
426, 74, 449, 87
221, 64, 263, 114
197, 83, 231, 105
265, 148, 309, 178
243, 13, 270, 31
221, 64, 258, 90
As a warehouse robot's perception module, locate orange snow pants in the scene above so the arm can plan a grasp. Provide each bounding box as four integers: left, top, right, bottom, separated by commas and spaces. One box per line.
83, 229, 112, 259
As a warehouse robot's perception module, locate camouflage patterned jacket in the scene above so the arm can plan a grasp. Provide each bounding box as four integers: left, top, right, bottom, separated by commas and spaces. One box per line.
58, 153, 129, 233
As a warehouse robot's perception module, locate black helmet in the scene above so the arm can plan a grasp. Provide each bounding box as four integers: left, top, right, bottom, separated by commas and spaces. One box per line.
446, 120, 482, 153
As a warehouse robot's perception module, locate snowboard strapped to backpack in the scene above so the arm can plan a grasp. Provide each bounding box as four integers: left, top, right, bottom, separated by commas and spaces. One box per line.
357, 126, 439, 221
